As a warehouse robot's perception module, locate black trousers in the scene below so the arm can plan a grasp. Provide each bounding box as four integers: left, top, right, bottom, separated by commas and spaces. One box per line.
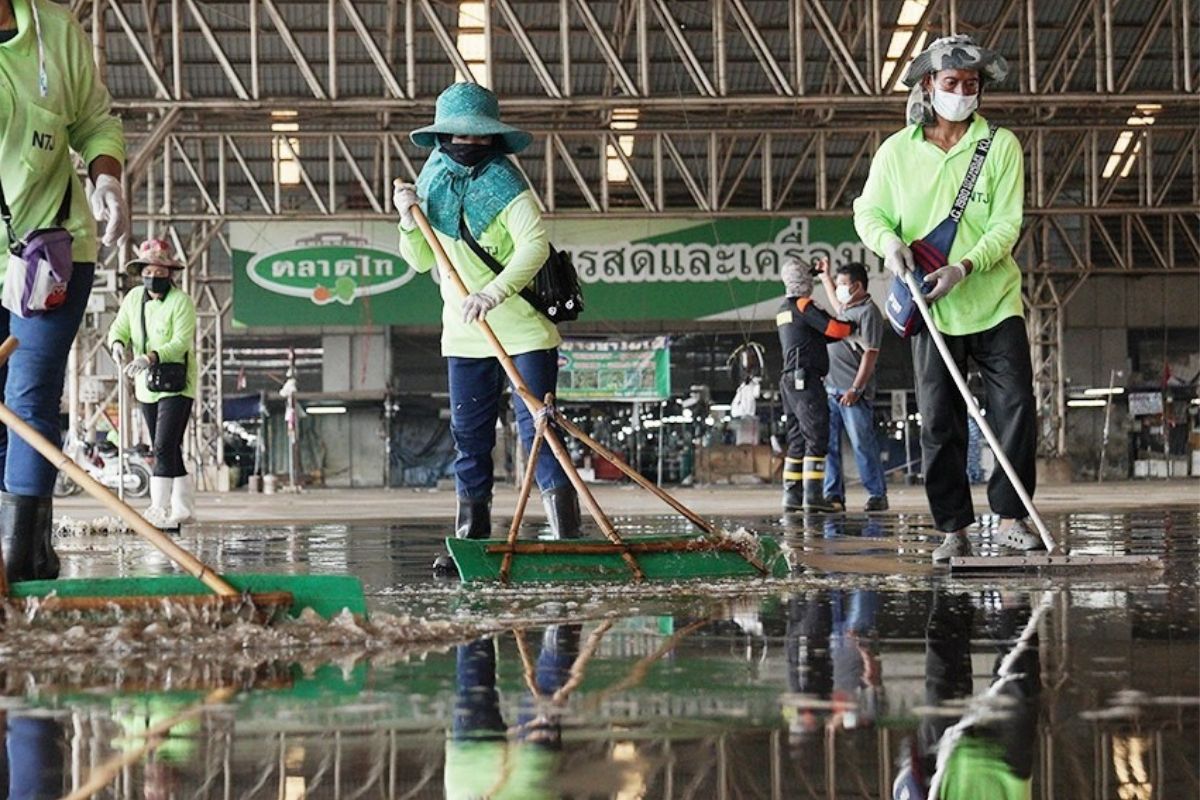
141, 395, 193, 478
780, 373, 829, 464
912, 316, 1036, 532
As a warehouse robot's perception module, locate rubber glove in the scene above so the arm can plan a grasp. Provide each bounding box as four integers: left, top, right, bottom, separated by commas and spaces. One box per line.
392, 181, 419, 230
124, 355, 152, 377
89, 174, 129, 248
924, 263, 967, 303
460, 283, 507, 323
883, 237, 915, 277
110, 341, 126, 363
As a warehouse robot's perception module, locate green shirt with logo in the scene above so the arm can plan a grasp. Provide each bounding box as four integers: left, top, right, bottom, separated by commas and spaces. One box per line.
0, 0, 125, 278
107, 286, 198, 403
853, 114, 1025, 336
399, 189, 562, 359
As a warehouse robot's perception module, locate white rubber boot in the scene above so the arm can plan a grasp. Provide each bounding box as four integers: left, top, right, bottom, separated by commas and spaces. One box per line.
145, 477, 172, 528
167, 475, 196, 527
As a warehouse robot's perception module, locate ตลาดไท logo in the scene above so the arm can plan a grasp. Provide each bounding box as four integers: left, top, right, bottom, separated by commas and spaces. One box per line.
245, 232, 417, 306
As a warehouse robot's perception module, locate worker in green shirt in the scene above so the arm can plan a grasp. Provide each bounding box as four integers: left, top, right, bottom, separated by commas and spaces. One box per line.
0, 0, 127, 583
108, 240, 198, 530
394, 83, 582, 562
853, 35, 1043, 563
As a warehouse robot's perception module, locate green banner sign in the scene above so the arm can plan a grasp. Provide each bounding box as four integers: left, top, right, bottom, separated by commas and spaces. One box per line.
230, 217, 880, 328
558, 336, 670, 401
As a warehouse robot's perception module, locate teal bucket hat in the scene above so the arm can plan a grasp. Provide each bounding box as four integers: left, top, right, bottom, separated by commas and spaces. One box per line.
410, 82, 532, 153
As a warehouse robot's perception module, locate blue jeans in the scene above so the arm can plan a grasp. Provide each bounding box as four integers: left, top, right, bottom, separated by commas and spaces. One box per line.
824, 392, 887, 501
0, 263, 94, 496
7, 717, 64, 800
447, 348, 568, 500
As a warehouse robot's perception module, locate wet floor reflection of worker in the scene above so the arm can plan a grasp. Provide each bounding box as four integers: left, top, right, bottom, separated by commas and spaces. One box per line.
784, 588, 884, 739
446, 625, 580, 799
894, 589, 1040, 799
2, 714, 63, 800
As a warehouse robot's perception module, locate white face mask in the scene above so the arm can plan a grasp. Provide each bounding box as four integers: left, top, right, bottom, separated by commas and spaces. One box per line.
835, 285, 854, 304
931, 88, 979, 122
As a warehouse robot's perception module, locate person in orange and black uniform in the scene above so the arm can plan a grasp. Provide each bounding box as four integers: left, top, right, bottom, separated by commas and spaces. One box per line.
777, 257, 856, 512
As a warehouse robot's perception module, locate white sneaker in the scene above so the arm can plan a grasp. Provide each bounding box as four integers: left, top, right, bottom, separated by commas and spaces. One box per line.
995, 518, 1045, 551
167, 475, 196, 527
932, 531, 973, 563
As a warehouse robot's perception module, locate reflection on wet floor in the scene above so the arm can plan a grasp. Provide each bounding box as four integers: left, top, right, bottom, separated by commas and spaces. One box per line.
5, 508, 1198, 798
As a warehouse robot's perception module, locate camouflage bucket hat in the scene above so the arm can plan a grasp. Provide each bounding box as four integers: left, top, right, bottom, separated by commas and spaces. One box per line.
901, 34, 1009, 88
902, 35, 1008, 125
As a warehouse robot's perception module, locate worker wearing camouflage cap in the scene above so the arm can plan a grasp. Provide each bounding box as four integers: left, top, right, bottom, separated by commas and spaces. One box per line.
853, 35, 1043, 563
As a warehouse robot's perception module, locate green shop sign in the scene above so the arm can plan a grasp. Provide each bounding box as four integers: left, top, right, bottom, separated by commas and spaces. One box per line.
232, 224, 438, 327
558, 336, 671, 402
230, 217, 878, 328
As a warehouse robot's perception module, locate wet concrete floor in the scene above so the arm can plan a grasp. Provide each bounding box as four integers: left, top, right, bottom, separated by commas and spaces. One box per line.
3, 507, 1197, 798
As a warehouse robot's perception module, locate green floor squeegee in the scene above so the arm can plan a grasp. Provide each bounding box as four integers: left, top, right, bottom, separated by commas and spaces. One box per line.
0, 337, 366, 621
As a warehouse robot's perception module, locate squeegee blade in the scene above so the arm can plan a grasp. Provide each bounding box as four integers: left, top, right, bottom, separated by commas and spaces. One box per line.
949, 554, 1163, 571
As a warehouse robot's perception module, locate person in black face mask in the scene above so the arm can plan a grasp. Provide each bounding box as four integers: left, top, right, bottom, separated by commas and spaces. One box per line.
437, 132, 503, 168
395, 83, 583, 565
107, 239, 198, 530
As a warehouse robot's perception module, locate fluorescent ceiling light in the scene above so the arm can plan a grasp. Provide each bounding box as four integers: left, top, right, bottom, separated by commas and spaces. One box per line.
606, 108, 639, 183
1103, 107, 1159, 179
457, 2, 489, 87
1067, 399, 1107, 408
1083, 387, 1126, 396
881, 0, 929, 90
306, 405, 347, 415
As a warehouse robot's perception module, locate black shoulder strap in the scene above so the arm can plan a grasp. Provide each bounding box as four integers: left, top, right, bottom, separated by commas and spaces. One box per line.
948, 123, 999, 223
457, 212, 542, 311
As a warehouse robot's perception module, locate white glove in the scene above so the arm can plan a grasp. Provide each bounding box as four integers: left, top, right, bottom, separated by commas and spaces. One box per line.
883, 237, 915, 277
924, 263, 967, 303
89, 174, 129, 248
110, 342, 126, 364
393, 181, 419, 230
124, 355, 152, 377
460, 283, 506, 323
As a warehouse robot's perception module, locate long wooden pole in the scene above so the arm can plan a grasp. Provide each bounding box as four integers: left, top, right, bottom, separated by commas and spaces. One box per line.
0, 337, 239, 596
410, 206, 644, 581
500, 411, 548, 582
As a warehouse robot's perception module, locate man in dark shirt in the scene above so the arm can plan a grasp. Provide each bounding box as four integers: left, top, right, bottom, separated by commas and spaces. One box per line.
818, 261, 889, 512
777, 258, 855, 512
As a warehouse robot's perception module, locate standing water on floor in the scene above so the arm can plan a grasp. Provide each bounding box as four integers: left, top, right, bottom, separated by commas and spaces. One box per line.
3, 508, 1196, 797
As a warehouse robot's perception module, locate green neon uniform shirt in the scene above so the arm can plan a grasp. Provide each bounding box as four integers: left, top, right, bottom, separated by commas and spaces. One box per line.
853, 114, 1025, 336
0, 0, 125, 278
399, 189, 561, 359
107, 286, 198, 403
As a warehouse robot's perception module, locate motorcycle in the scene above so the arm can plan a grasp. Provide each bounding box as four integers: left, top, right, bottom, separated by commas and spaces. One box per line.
53, 430, 152, 499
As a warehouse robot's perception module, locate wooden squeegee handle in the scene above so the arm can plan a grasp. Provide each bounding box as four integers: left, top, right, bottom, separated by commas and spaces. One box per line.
0, 337, 238, 597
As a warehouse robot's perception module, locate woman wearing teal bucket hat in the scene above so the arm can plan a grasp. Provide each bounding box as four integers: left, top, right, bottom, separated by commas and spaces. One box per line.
396, 83, 581, 552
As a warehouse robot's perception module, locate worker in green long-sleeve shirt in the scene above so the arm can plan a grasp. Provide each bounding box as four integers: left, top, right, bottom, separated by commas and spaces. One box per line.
393, 83, 582, 568
853, 35, 1043, 563
107, 240, 198, 530
0, 0, 127, 585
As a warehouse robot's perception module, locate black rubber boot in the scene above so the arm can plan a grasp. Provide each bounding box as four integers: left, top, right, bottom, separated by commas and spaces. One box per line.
782, 481, 805, 512
541, 486, 582, 539
801, 457, 841, 513
455, 495, 492, 540
1, 492, 58, 584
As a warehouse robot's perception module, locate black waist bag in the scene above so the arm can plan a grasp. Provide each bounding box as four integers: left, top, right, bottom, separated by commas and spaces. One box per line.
459, 215, 584, 323
140, 293, 188, 393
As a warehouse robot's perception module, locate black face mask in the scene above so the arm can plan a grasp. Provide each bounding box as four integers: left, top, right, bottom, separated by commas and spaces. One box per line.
439, 139, 501, 168
143, 275, 172, 296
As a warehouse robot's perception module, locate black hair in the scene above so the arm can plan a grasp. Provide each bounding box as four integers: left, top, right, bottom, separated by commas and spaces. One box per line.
836, 261, 869, 288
